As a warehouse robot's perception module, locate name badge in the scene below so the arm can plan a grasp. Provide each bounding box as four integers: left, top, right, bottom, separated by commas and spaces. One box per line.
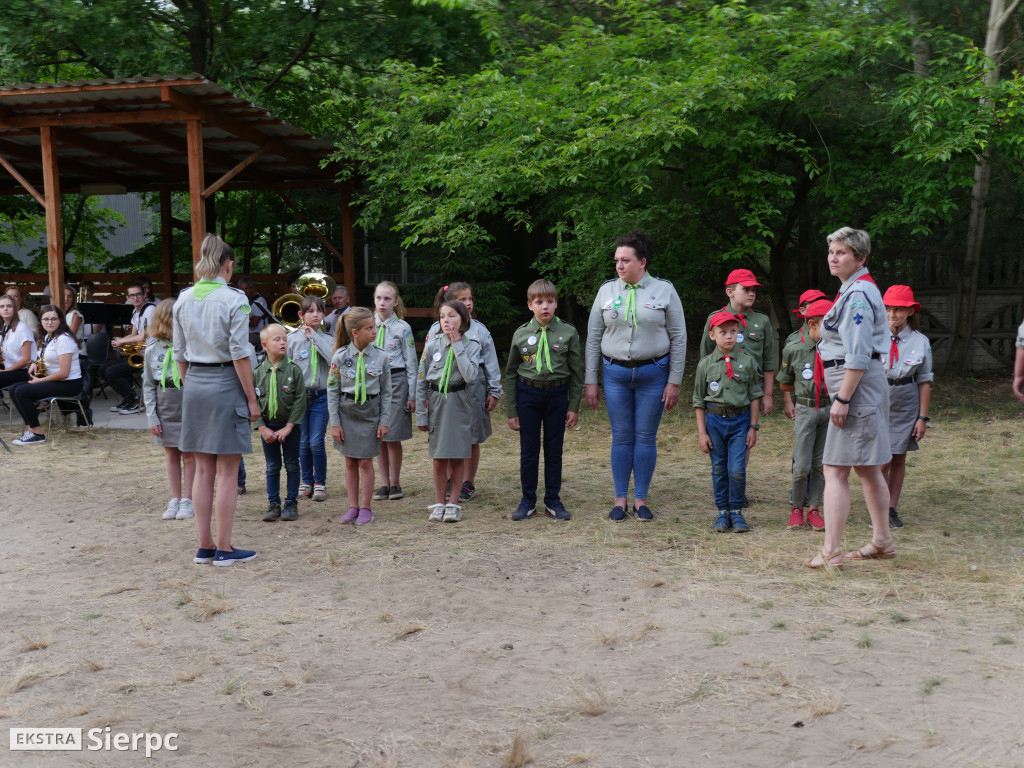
801, 369, 813, 380
736, 333, 744, 343
433, 352, 442, 362
527, 336, 536, 345
709, 381, 720, 393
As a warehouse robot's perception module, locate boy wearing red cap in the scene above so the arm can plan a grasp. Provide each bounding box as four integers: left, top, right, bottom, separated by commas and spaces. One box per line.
785, 289, 829, 349
700, 268, 776, 416
777, 298, 833, 531
693, 311, 763, 532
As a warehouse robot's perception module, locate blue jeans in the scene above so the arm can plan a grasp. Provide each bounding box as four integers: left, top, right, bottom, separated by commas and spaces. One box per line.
299, 389, 328, 485
602, 355, 669, 499
262, 422, 301, 505
706, 411, 749, 510
238, 457, 246, 487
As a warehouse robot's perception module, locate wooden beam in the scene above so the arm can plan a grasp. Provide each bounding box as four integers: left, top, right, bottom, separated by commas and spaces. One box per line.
202, 140, 279, 198
160, 186, 174, 295
340, 183, 355, 300
40, 126, 65, 301
0, 108, 195, 130
0, 78, 208, 99
0, 136, 136, 187
122, 123, 278, 182
186, 120, 206, 264
0, 154, 45, 206
57, 127, 184, 181
276, 190, 347, 274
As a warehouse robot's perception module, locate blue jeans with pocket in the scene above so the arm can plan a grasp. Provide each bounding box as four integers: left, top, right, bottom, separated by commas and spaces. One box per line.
706, 410, 749, 510
602, 355, 669, 499
262, 421, 301, 505
299, 390, 328, 485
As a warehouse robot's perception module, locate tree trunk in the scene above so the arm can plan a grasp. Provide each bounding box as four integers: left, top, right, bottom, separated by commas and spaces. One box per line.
945, 0, 1022, 374
767, 172, 813, 356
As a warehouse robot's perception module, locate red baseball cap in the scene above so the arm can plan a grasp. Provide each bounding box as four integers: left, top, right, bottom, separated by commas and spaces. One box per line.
709, 310, 740, 329
802, 299, 834, 319
882, 285, 921, 313
792, 289, 828, 314
724, 269, 761, 288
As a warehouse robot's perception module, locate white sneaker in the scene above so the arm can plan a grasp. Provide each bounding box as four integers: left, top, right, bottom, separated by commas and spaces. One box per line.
442, 503, 462, 523
162, 498, 180, 520
312, 483, 326, 502
13, 431, 45, 446
176, 499, 195, 519
427, 503, 446, 522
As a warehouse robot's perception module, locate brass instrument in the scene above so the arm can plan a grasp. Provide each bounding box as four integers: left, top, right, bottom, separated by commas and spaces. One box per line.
0, 345, 5, 371
77, 285, 88, 305
34, 351, 47, 378
119, 340, 147, 369
271, 272, 337, 331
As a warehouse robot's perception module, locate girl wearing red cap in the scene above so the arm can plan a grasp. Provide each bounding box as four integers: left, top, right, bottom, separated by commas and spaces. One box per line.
881, 285, 933, 529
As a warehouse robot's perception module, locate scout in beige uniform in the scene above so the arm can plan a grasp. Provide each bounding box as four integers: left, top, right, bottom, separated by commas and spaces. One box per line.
370, 281, 418, 502
416, 300, 480, 523
504, 280, 584, 521
880, 285, 933, 530
693, 311, 763, 533
328, 308, 392, 526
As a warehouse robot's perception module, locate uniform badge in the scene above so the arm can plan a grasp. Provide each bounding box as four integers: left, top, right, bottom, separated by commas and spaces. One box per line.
611, 312, 619, 319
300, 349, 309, 359
737, 333, 744, 343
347, 369, 356, 378
343, 358, 353, 367
527, 336, 536, 346
241, 304, 251, 314
709, 381, 720, 393
433, 352, 442, 362
801, 368, 813, 380
254, 387, 261, 396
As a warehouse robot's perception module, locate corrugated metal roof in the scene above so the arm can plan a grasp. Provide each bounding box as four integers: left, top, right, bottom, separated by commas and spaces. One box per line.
0, 74, 348, 195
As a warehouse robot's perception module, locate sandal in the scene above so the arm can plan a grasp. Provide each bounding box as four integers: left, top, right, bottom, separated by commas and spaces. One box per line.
803, 549, 843, 570
846, 541, 896, 560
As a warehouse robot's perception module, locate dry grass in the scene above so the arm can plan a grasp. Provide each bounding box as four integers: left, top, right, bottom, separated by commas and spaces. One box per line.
502, 731, 532, 767
0, 665, 43, 695
569, 679, 610, 717
21, 631, 53, 651
393, 624, 424, 640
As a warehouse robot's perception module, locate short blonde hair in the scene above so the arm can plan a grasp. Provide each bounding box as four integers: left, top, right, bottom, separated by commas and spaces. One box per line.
260, 323, 287, 343
148, 298, 176, 341
194, 234, 236, 280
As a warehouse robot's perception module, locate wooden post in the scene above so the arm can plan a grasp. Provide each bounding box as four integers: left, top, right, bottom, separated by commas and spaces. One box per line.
340, 183, 355, 300
186, 119, 206, 264
40, 126, 64, 301
160, 185, 174, 296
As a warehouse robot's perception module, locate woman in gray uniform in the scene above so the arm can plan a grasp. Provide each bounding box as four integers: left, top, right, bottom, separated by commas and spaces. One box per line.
173, 234, 259, 567
803, 227, 894, 569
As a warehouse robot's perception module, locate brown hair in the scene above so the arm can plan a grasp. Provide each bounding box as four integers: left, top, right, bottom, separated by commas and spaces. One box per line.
432, 282, 473, 314
299, 295, 325, 316
437, 300, 471, 334
148, 298, 176, 342
335, 307, 374, 350
0, 294, 20, 333
526, 279, 558, 303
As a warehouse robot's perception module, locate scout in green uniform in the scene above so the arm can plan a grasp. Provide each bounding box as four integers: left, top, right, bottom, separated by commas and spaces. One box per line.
253, 324, 307, 522
777, 299, 833, 532
785, 289, 828, 350
694, 311, 763, 533
504, 280, 584, 521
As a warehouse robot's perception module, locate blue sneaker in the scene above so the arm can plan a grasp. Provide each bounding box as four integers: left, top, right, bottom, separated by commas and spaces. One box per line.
194, 548, 216, 564
609, 505, 626, 521
280, 502, 298, 522
212, 547, 257, 566
543, 501, 571, 521
634, 505, 654, 521
730, 510, 750, 533
712, 511, 731, 533
512, 499, 536, 521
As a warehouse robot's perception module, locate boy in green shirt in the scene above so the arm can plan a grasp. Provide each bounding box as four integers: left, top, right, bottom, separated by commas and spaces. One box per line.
253, 324, 307, 521
504, 280, 584, 521
694, 311, 763, 533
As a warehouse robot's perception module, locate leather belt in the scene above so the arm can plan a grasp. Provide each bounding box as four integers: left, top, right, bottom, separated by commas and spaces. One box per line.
705, 403, 746, 417
796, 396, 826, 408
428, 381, 467, 392
821, 352, 881, 369
342, 391, 379, 400
888, 376, 915, 386
518, 376, 569, 389
190, 361, 232, 367
604, 356, 658, 368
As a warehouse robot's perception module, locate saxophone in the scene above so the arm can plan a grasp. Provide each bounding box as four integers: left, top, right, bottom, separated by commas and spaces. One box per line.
119, 340, 147, 369
34, 350, 47, 378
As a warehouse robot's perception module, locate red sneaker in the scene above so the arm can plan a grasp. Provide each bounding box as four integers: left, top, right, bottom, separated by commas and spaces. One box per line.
806, 508, 825, 531
788, 507, 805, 529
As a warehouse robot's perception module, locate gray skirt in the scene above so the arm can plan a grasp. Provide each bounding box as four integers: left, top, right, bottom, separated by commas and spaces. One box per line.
426, 388, 475, 459
179, 365, 252, 455
468, 377, 493, 444
888, 381, 920, 454
335, 395, 383, 459
823, 359, 891, 467
153, 385, 183, 449
382, 372, 412, 442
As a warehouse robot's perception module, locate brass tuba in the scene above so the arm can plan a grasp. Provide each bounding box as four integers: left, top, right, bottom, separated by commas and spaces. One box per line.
271, 272, 337, 331
119, 340, 147, 369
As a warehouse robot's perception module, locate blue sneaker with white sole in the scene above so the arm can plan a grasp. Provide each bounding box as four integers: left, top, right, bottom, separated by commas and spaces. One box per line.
194, 548, 216, 564
212, 547, 257, 566
512, 499, 536, 521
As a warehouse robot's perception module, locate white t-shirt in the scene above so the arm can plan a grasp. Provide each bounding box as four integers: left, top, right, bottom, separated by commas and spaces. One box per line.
41, 333, 82, 380
66, 309, 86, 349
133, 303, 157, 347
1, 322, 37, 368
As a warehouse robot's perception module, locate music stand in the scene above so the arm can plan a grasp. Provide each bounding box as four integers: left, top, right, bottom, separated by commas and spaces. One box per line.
80, 301, 133, 330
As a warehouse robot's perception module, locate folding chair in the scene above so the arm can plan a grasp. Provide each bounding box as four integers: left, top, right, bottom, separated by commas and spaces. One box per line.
85, 331, 111, 400
40, 368, 93, 446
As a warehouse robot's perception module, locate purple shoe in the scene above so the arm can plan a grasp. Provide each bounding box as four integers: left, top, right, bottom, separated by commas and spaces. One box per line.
339, 507, 359, 524
355, 508, 374, 525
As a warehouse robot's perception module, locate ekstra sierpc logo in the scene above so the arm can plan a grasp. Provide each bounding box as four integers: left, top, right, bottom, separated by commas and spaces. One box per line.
10, 728, 178, 757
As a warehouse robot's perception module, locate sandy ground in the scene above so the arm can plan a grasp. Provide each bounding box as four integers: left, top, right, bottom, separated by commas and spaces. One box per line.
2, 390, 1024, 767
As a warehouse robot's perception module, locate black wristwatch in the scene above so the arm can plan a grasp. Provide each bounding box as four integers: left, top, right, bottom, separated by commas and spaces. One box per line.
749, 423, 760, 431
917, 415, 930, 422
834, 395, 851, 405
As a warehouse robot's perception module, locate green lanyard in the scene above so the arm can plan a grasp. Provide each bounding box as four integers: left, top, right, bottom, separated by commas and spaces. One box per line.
535, 326, 552, 373
376, 323, 387, 348
624, 284, 639, 327
267, 365, 280, 419
354, 350, 367, 404
439, 345, 456, 396
309, 344, 319, 384
160, 345, 181, 390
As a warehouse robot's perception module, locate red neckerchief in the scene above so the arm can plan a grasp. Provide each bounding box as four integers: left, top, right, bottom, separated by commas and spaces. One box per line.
813, 350, 828, 408
723, 305, 747, 327
723, 355, 734, 379
889, 334, 900, 368
833, 272, 878, 302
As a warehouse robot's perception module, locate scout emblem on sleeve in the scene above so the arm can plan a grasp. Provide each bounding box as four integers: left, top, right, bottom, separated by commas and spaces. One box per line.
853, 313, 863, 325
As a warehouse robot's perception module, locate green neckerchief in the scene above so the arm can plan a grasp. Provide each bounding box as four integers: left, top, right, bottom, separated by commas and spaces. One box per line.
310, 343, 319, 384
624, 283, 639, 327
535, 323, 553, 373
375, 321, 387, 348
267, 364, 280, 420
353, 346, 368, 404
439, 343, 456, 397
194, 279, 223, 301
160, 345, 181, 390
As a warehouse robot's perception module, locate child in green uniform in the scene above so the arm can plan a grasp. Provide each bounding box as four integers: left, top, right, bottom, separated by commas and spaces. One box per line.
777, 298, 833, 531
504, 280, 584, 521
254, 324, 307, 522
694, 311, 763, 533
784, 289, 828, 350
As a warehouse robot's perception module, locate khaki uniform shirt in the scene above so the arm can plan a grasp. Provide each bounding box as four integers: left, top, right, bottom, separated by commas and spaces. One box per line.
286, 327, 335, 389
327, 343, 392, 428
692, 347, 764, 410
503, 316, 584, 418
172, 277, 250, 364
777, 334, 823, 402
253, 357, 306, 427
699, 306, 775, 374
881, 326, 934, 384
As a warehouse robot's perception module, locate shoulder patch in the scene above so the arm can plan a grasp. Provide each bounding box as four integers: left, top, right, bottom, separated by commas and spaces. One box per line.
241, 304, 251, 314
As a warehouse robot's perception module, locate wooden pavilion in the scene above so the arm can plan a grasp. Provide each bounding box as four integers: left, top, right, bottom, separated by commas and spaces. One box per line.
0, 74, 354, 300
